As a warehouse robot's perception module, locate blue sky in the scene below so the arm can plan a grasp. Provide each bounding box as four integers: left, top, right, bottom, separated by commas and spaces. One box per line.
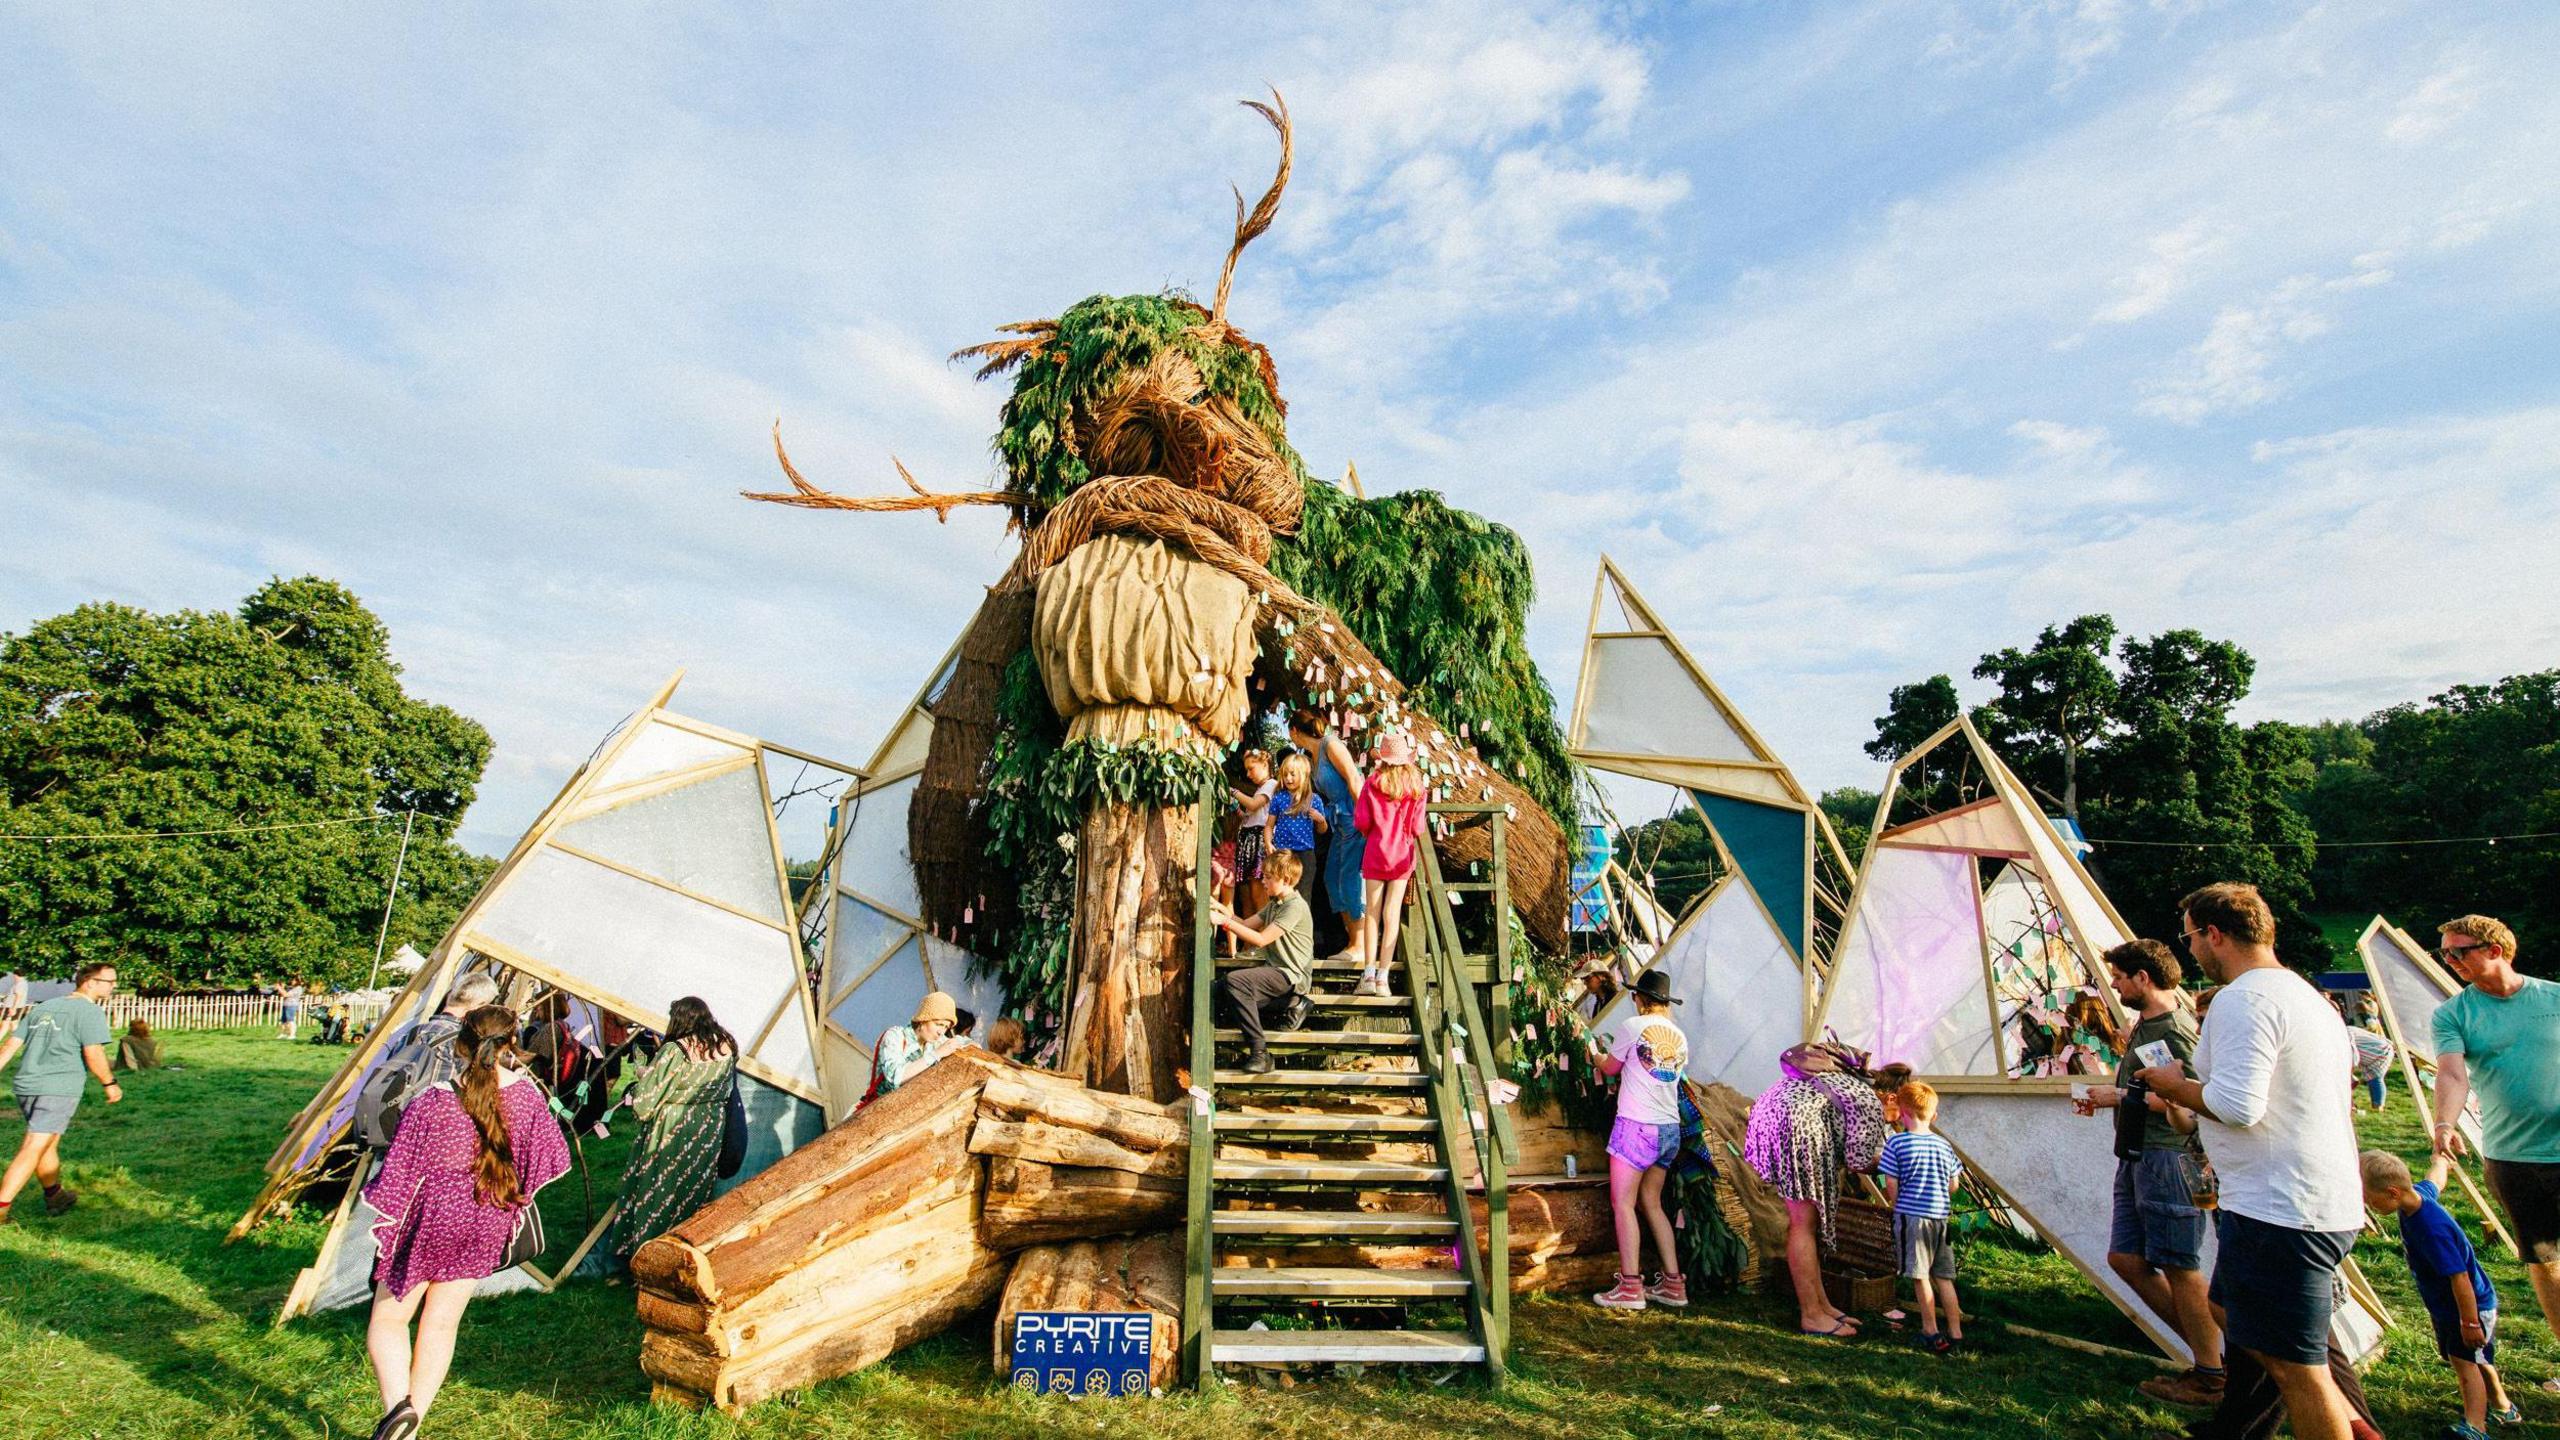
6, 2, 2556, 855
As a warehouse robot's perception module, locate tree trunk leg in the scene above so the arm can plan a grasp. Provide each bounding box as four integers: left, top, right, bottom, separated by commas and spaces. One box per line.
1060, 801, 1198, 1104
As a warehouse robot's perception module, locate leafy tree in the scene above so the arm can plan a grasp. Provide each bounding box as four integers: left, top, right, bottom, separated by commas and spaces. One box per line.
0, 578, 493, 989
1818, 786, 1878, 867
1866, 676, 1962, 762
2294, 672, 2560, 975
1973, 616, 2119, 821
1868, 619, 2334, 965
1613, 802, 1717, 923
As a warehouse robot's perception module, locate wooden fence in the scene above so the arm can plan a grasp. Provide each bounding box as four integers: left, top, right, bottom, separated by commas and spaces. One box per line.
99, 993, 395, 1034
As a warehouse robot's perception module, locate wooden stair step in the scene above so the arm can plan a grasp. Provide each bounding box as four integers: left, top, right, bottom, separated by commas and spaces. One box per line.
1214, 1112, 1436, 1135
1215, 1029, 1418, 1050
1215, 1159, 1448, 1186
1305, 993, 1410, 1010
1212, 1211, 1457, 1239
1214, 1069, 1425, 1092
1209, 1329, 1486, 1365
1213, 1266, 1469, 1299
1218, 954, 1366, 972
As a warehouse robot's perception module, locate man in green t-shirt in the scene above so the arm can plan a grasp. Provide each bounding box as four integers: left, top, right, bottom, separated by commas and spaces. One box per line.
1212, 849, 1315, 1075
0, 961, 124, 1223
2427, 913, 2560, 1353
2080, 938, 2224, 1407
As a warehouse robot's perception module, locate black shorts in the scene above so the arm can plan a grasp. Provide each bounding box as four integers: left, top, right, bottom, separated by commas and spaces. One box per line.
2484, 1157, 2560, 1265
2206, 1209, 2356, 1367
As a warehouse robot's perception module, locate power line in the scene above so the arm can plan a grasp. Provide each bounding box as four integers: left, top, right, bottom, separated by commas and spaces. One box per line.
2088, 830, 2560, 851
0, 810, 454, 843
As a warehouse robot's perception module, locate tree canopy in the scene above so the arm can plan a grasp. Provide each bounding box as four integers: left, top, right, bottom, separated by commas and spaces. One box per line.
1870, 619, 2330, 965
0, 578, 493, 989
2292, 671, 2560, 976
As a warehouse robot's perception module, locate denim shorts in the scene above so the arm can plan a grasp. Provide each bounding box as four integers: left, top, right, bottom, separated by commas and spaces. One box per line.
15, 1092, 79, 1135
2206, 1209, 2356, 1367
1608, 1117, 1678, 1171
2108, 1148, 2207, 1272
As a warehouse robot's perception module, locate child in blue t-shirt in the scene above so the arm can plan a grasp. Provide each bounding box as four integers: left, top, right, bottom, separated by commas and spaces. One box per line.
1877, 1082, 1964, 1352
2361, 1148, 2521, 1437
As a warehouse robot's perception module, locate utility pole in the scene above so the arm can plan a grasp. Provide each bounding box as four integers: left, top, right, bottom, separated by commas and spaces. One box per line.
366, 810, 417, 991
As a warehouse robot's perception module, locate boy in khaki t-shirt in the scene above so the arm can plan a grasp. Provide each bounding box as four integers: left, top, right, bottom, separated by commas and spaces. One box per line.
1212, 849, 1314, 1074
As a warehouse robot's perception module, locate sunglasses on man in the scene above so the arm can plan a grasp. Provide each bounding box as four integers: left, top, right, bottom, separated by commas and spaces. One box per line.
2436, 941, 2492, 964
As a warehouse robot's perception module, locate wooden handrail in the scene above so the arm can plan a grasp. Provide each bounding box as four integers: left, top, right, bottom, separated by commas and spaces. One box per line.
1181, 785, 1220, 1387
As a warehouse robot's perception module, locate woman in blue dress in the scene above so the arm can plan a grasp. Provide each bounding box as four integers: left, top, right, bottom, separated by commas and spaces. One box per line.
1289, 709, 1366, 964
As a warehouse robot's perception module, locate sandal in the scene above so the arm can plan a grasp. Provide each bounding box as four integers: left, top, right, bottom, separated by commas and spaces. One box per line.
1798, 1317, 1859, 1339
371, 1398, 419, 1440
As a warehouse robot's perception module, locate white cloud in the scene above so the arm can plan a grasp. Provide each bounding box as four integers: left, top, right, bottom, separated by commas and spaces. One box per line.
2387, 63, 2480, 144
2091, 218, 2222, 325
2139, 256, 2395, 424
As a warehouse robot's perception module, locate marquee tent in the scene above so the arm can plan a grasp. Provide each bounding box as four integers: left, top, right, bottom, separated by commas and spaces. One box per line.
809, 645, 1007, 1121
234, 674, 850, 1319
1567, 559, 1854, 1095
1814, 715, 2388, 1366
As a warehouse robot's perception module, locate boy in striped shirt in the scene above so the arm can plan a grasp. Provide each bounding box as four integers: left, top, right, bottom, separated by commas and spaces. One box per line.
1879, 1081, 1965, 1352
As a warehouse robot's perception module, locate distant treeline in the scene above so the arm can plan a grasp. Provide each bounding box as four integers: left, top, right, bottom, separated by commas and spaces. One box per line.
1622, 616, 2556, 976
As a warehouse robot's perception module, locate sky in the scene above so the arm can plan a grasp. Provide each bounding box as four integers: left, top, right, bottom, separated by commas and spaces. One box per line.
5, 1, 2557, 855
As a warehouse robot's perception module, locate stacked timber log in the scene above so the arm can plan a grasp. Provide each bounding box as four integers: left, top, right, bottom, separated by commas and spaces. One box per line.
633, 1049, 1659, 1411
634, 1049, 1189, 1411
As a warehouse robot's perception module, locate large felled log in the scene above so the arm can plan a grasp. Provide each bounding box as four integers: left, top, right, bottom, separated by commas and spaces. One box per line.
635, 1052, 1008, 1411
992, 1233, 1184, 1391
982, 1158, 1185, 1250
974, 1068, 1187, 1154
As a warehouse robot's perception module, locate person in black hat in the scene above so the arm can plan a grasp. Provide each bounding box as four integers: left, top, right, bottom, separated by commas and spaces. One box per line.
1591, 967, 1692, 1309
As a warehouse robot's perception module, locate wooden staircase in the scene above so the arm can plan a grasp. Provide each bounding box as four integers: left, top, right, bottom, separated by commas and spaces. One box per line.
1180, 801, 1517, 1383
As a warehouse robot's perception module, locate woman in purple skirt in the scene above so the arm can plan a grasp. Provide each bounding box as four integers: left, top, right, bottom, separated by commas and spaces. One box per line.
361, 1005, 570, 1439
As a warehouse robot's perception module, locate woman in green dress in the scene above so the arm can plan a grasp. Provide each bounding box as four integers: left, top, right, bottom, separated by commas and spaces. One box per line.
611, 996, 736, 1266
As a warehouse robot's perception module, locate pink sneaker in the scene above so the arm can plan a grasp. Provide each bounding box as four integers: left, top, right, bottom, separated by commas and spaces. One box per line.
1644, 1271, 1689, 1308
1591, 1272, 1647, 1310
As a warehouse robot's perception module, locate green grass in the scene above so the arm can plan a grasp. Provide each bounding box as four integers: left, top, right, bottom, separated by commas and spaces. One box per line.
3, 1031, 2554, 1438
2311, 911, 2378, 962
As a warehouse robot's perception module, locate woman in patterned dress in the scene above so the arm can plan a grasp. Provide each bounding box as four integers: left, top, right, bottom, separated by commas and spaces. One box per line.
610, 996, 737, 1266
363, 1005, 570, 1440
1744, 1042, 1888, 1338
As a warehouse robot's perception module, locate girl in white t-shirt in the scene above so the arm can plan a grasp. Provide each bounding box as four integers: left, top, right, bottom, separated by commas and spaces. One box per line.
1591, 969, 1690, 1309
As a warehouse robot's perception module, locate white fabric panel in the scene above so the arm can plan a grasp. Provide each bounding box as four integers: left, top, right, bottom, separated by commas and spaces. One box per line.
589, 718, 749, 793
1581, 637, 1759, 763
555, 765, 789, 924
1578, 755, 1799, 807
823, 1030, 874, 1122
469, 847, 819, 1094
923, 935, 1006, 1033
1650, 882, 1800, 1096
2361, 924, 2483, 1146
831, 937, 934, 1053
828, 896, 910, 996
1880, 799, 2032, 855
1933, 1093, 2196, 1364
2017, 808, 2128, 967
1826, 848, 2000, 1076
836, 774, 924, 918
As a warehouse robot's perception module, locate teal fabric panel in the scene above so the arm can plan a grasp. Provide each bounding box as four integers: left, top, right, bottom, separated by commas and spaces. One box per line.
1691, 791, 1809, 957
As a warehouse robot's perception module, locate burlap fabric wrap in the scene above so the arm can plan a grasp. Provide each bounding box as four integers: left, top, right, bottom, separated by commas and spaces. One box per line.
1032, 534, 1258, 753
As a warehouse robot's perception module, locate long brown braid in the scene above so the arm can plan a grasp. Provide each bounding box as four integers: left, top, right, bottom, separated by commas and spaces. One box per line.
452, 1005, 527, 1208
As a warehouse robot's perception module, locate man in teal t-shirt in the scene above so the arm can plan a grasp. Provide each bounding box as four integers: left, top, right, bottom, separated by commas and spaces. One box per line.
0, 961, 123, 1223
2428, 914, 2560, 1355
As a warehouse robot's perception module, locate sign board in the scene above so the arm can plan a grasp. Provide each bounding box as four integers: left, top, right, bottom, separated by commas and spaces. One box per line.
1007, 1311, 1156, 1397
1569, 824, 1611, 932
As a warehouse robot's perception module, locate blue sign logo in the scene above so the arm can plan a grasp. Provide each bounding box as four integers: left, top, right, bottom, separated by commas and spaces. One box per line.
1007, 1311, 1156, 1398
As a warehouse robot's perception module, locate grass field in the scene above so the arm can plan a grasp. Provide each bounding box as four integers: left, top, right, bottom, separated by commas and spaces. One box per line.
2, 1030, 2554, 1439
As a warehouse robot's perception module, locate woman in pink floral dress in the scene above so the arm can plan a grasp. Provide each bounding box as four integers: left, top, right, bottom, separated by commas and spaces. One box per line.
361, 1005, 570, 1439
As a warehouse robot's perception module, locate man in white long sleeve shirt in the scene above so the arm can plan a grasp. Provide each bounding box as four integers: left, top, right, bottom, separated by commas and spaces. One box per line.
2138, 883, 2364, 1440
